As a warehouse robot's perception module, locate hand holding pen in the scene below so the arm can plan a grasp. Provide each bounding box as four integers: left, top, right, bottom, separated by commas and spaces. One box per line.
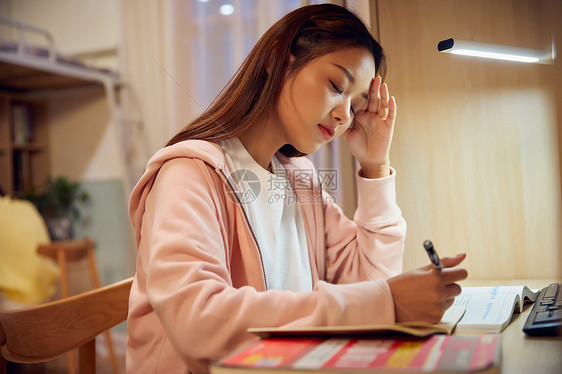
387, 240, 468, 323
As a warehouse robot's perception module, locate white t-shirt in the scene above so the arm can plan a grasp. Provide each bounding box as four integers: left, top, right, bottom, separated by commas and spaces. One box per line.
220, 137, 313, 291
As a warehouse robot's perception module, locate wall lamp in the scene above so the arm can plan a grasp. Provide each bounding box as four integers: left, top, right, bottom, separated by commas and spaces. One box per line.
438, 38, 553, 64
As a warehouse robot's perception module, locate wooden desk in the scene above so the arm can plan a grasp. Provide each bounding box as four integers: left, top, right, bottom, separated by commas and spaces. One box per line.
460, 279, 562, 374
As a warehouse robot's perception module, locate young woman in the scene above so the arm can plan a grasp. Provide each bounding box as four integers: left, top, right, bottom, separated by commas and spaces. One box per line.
127, 4, 467, 373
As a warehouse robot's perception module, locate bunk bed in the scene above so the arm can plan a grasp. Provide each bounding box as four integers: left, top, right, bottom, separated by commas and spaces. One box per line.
0, 17, 120, 111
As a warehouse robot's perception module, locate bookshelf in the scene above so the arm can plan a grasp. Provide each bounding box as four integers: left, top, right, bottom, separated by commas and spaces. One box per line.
0, 94, 49, 197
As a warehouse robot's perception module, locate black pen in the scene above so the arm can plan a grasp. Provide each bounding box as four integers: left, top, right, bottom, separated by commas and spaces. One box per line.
423, 240, 443, 270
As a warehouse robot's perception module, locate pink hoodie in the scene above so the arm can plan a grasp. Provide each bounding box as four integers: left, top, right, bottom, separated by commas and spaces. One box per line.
127, 140, 406, 373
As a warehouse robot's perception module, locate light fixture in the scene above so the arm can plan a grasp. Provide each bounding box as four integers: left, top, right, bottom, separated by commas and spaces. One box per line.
437, 38, 553, 64
219, 4, 234, 15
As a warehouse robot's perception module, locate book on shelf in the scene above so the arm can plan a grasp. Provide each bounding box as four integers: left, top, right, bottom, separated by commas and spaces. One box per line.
453, 285, 540, 333
210, 334, 500, 374
11, 103, 34, 146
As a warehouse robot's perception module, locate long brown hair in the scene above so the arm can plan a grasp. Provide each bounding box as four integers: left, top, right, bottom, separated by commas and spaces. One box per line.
166, 4, 386, 157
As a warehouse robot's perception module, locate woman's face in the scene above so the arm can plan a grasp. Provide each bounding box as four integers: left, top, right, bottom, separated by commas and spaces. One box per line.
274, 47, 376, 154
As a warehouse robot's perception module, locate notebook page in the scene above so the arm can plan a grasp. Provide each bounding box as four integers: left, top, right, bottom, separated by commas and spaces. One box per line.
453, 286, 523, 332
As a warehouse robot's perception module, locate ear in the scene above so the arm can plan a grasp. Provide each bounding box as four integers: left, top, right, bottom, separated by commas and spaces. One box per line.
266, 43, 279, 75
266, 43, 293, 75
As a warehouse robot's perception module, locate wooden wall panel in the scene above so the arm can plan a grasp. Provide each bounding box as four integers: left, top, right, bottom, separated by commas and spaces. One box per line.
373, 0, 561, 279
548, 0, 562, 279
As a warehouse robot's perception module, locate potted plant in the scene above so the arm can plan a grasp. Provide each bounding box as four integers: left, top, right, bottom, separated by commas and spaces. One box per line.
23, 176, 91, 241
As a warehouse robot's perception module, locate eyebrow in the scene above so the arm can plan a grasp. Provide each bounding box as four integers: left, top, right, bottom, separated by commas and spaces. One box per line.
332, 63, 369, 100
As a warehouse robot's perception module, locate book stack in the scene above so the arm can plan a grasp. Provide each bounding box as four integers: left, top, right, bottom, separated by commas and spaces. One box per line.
211, 285, 543, 373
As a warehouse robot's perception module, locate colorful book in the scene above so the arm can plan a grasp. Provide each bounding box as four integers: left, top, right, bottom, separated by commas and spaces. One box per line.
210, 334, 500, 374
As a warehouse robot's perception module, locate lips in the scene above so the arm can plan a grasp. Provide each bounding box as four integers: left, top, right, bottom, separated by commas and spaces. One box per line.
318, 124, 335, 140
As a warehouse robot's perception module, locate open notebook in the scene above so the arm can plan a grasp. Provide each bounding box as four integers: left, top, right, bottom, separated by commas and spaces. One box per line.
453, 285, 540, 333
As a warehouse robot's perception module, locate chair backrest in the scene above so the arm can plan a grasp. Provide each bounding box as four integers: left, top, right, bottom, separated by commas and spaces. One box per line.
0, 277, 132, 374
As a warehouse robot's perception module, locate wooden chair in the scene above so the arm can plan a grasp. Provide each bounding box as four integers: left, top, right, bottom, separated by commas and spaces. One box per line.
37, 237, 120, 374
37, 237, 101, 300
0, 277, 132, 374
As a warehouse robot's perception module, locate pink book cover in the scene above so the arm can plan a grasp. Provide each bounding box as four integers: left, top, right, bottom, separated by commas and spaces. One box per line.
218, 334, 499, 372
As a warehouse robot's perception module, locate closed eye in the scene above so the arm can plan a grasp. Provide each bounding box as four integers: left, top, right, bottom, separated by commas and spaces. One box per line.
330, 81, 343, 95
331, 81, 355, 116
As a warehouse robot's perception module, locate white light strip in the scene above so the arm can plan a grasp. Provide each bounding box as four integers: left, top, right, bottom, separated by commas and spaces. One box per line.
438, 38, 552, 64
450, 49, 539, 63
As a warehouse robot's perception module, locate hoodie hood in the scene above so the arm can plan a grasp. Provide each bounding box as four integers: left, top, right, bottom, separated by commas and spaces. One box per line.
128, 140, 229, 247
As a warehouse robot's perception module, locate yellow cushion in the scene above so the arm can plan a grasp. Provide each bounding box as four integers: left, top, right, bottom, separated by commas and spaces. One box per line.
0, 196, 60, 304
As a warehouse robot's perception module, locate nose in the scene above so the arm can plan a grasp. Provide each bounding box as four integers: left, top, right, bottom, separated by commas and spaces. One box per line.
332, 101, 353, 125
